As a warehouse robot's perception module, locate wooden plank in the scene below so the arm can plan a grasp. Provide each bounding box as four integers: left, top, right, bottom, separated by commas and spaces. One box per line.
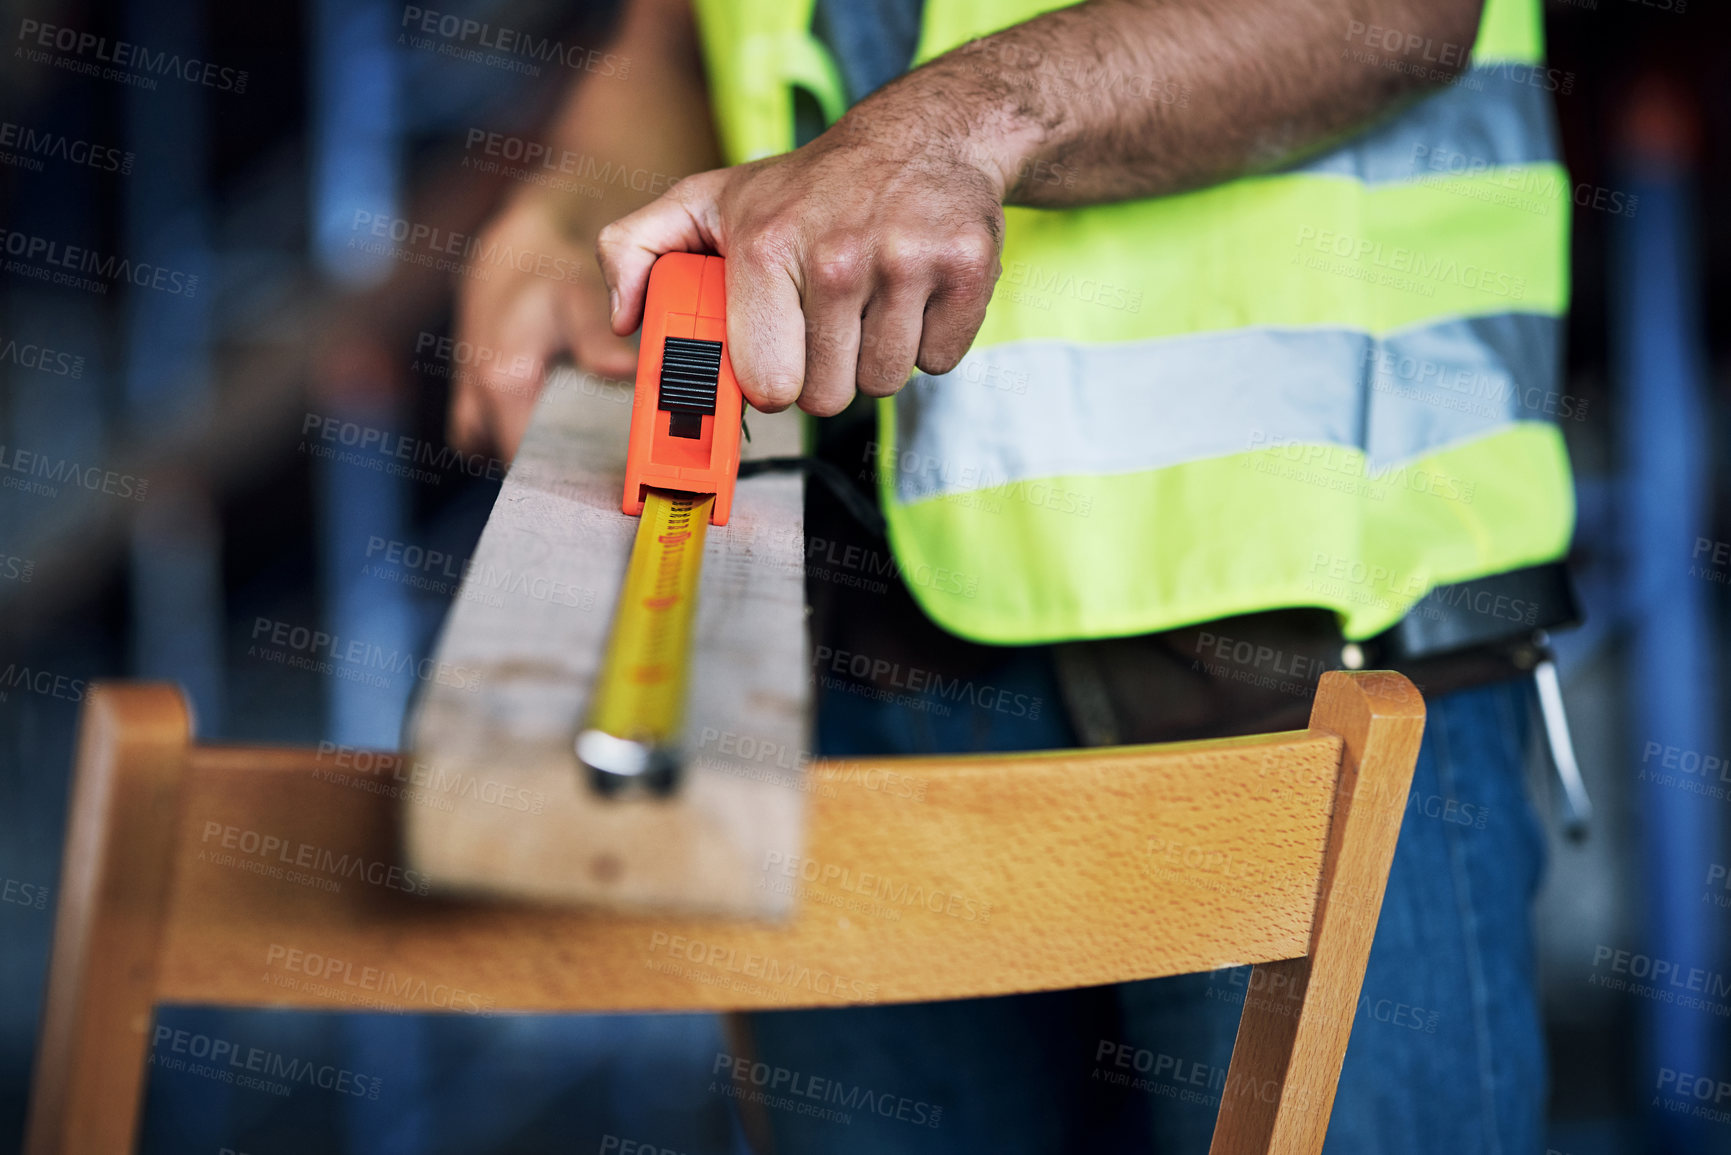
26, 685, 190, 1155
157, 729, 1344, 1012
1208, 671, 1426, 1155
403, 366, 809, 916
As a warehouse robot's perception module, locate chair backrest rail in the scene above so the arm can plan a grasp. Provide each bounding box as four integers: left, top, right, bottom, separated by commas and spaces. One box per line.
159, 730, 1345, 1012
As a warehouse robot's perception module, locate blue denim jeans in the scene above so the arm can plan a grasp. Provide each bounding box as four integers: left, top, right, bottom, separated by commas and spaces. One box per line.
745, 656, 1548, 1154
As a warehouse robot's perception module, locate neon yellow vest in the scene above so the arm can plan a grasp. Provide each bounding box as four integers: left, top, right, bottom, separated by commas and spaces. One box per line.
693, 0, 1575, 644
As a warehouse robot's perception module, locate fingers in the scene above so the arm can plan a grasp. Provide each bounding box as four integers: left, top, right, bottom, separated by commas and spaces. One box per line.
596, 171, 723, 336
856, 282, 924, 398
726, 230, 808, 411
799, 302, 861, 416
450, 356, 542, 459
449, 276, 504, 453
448, 372, 489, 453
449, 284, 561, 459
915, 231, 1001, 376
798, 237, 874, 416
733, 230, 992, 411
596, 164, 1002, 414
481, 378, 540, 463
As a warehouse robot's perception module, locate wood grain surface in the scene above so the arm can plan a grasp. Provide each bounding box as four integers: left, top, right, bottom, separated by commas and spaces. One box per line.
25, 686, 190, 1155
1208, 671, 1426, 1155
403, 366, 810, 916
156, 727, 1343, 1012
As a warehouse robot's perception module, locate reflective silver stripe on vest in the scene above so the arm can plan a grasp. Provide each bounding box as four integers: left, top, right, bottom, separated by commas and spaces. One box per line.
1289, 65, 1561, 185
889, 313, 1560, 504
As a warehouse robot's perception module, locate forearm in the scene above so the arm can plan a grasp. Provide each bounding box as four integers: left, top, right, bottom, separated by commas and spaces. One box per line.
852, 0, 1482, 207
529, 0, 721, 239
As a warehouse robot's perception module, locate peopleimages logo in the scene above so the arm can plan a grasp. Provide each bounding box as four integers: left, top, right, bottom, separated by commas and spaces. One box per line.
362, 534, 595, 611
16, 20, 249, 91
199, 820, 433, 895
314, 740, 547, 815
646, 932, 878, 1002
0, 334, 84, 378
1361, 344, 1590, 422
1637, 740, 1731, 800
412, 330, 539, 385
1293, 225, 1526, 300
0, 443, 149, 502
711, 1053, 944, 1129
1655, 1068, 1731, 1126
248, 615, 483, 692
348, 210, 586, 284
811, 644, 1043, 719
1410, 144, 1636, 219
0, 228, 197, 297
1590, 946, 1731, 1003
399, 7, 630, 78
807, 535, 978, 600
0, 121, 132, 174
300, 412, 505, 483
150, 1026, 379, 1098
461, 129, 677, 195
1092, 1038, 1323, 1116
760, 851, 993, 923
1, 877, 49, 910
0, 664, 88, 702
1002, 259, 1143, 313
264, 943, 495, 1013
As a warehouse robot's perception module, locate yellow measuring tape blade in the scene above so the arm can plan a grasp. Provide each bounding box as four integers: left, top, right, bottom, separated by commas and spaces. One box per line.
583, 488, 712, 763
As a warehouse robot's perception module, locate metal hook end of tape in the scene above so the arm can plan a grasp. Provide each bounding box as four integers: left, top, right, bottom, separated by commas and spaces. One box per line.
576, 729, 682, 798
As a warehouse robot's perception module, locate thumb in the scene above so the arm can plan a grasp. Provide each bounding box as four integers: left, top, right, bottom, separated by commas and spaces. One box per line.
595, 170, 724, 336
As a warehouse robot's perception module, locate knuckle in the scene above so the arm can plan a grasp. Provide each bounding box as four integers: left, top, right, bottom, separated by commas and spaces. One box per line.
943, 230, 1001, 289
808, 237, 867, 293
736, 225, 795, 271
877, 233, 930, 283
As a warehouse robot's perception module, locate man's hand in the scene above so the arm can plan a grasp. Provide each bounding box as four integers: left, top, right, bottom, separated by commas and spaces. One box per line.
596, 0, 1481, 415
597, 121, 1007, 416
449, 191, 637, 455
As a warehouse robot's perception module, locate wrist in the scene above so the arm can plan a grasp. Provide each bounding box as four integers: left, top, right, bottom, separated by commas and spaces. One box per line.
850, 58, 1048, 204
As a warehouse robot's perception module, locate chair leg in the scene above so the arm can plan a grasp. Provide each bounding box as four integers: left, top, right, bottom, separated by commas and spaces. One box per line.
26, 684, 191, 1155
1209, 672, 1425, 1155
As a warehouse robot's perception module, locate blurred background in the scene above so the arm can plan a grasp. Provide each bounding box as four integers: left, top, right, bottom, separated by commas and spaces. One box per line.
0, 0, 1727, 1151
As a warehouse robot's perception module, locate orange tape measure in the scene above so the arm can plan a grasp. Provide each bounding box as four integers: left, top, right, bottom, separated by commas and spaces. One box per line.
577, 254, 744, 795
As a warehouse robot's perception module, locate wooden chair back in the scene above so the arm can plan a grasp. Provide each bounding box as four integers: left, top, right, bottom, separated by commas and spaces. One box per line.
25, 670, 1422, 1155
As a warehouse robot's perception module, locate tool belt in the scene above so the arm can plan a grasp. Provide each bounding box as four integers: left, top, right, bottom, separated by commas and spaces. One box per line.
1053, 564, 1581, 746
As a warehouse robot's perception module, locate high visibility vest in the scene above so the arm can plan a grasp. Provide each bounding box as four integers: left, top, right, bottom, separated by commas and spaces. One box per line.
692, 0, 1575, 644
